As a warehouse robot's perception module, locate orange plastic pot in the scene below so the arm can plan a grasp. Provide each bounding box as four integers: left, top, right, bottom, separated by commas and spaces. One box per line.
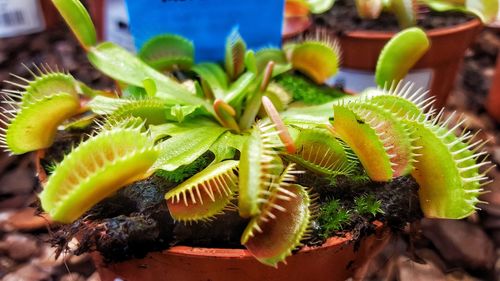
337, 19, 483, 107
34, 151, 389, 281
94, 224, 389, 281
487, 54, 500, 122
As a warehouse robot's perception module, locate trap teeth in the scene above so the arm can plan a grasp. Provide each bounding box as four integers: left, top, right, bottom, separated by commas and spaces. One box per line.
241, 183, 311, 267
165, 160, 239, 222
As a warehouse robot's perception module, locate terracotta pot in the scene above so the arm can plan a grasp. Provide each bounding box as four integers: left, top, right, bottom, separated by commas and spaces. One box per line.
34, 152, 390, 281
486, 53, 500, 122
337, 19, 483, 107
94, 224, 389, 281
40, 0, 60, 29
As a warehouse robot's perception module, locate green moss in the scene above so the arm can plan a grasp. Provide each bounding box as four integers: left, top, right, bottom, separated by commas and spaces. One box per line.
354, 194, 384, 217
329, 172, 370, 187
155, 153, 212, 183
276, 74, 345, 105
318, 199, 351, 238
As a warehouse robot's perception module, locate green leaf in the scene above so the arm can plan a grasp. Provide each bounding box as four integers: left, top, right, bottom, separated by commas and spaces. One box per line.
280, 96, 351, 125
52, 0, 97, 48
192, 63, 229, 99
154, 125, 227, 171
282, 101, 338, 124
224, 72, 257, 106
138, 34, 194, 71
156, 153, 212, 183
87, 42, 209, 107
375, 27, 430, 88
149, 119, 220, 141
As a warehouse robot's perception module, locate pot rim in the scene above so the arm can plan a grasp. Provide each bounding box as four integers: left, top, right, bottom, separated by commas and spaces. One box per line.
33, 150, 385, 260
343, 18, 482, 39
164, 224, 384, 259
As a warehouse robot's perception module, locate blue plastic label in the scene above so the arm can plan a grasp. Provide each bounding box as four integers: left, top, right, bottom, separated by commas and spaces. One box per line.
125, 0, 285, 62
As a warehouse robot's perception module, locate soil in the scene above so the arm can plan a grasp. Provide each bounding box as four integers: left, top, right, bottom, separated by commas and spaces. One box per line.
312, 0, 475, 35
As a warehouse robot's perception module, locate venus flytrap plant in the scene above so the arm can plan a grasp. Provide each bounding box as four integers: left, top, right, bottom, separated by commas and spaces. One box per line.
0, 0, 494, 267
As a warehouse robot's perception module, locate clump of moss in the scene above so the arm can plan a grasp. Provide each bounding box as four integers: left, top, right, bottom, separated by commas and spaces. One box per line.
354, 194, 384, 217
318, 199, 351, 238
155, 153, 212, 183
276, 74, 344, 105
329, 173, 370, 187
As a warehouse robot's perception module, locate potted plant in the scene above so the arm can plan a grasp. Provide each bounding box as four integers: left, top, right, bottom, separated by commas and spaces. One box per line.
285, 0, 498, 107
0, 1, 493, 280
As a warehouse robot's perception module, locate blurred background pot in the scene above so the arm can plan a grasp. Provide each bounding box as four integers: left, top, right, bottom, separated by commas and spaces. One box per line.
337, 19, 482, 107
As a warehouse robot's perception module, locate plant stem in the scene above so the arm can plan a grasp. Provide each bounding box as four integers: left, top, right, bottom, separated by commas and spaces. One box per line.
238, 62, 275, 131
238, 90, 262, 130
